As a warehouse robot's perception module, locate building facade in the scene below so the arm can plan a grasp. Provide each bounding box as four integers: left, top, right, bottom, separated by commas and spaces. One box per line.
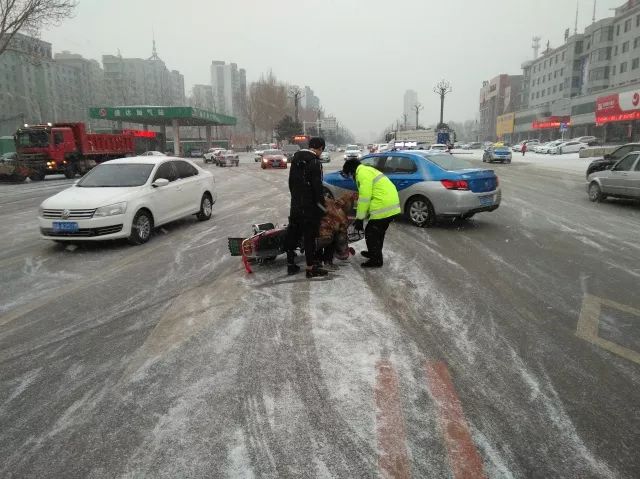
485, 1, 640, 143
210, 60, 246, 117
403, 90, 418, 128
304, 85, 320, 110
478, 74, 523, 141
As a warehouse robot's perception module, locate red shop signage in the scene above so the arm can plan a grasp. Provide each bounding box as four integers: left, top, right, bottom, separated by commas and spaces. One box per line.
532, 116, 570, 129
596, 90, 640, 124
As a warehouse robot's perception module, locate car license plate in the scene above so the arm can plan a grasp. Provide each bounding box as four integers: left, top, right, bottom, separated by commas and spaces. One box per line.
479, 195, 494, 206
52, 221, 79, 233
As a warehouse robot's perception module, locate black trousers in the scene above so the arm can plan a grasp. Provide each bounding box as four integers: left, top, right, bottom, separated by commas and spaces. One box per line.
365, 217, 393, 263
286, 215, 321, 267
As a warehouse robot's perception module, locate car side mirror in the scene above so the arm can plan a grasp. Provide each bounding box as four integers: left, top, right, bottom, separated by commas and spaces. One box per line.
152, 178, 170, 188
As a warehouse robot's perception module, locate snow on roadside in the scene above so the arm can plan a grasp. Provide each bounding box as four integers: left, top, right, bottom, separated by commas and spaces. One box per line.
454, 149, 592, 175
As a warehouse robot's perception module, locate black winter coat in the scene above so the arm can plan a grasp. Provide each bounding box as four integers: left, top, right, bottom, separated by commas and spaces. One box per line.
288, 149, 325, 218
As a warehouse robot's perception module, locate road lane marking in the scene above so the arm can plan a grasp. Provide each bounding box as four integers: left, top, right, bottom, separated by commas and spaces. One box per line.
375, 359, 411, 479
576, 294, 640, 365
424, 361, 487, 479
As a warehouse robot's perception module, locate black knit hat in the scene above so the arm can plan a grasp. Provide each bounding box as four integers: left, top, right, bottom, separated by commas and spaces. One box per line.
342, 159, 361, 177
309, 137, 326, 149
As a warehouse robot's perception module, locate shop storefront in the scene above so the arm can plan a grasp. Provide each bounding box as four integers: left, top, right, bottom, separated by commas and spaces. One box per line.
531, 116, 571, 141
595, 88, 640, 143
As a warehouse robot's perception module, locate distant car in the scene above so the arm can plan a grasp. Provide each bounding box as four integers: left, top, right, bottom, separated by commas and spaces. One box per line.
323, 151, 500, 227
282, 144, 300, 159
338, 146, 346, 152
586, 143, 640, 178
38, 157, 216, 244
464, 142, 483, 150
535, 140, 563, 154
483, 146, 512, 163
574, 136, 599, 146
549, 141, 588, 155
587, 152, 640, 202
189, 148, 204, 158
429, 144, 449, 152
343, 145, 361, 160
320, 151, 331, 163
261, 149, 287, 169
217, 150, 239, 167
204, 148, 225, 164
140, 151, 166, 157
254, 144, 272, 162
512, 139, 541, 152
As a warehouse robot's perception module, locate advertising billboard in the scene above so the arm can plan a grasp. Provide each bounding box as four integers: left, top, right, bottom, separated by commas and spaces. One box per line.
596, 89, 640, 124
496, 113, 515, 137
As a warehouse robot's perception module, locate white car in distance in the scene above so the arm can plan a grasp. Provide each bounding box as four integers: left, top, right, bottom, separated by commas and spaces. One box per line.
549, 141, 588, 155
38, 157, 216, 245
429, 144, 449, 151
343, 145, 362, 160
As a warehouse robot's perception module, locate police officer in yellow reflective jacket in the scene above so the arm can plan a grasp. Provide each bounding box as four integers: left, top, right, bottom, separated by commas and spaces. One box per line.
342, 159, 401, 268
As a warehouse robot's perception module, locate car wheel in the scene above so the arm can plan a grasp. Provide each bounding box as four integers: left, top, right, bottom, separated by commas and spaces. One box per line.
196, 193, 213, 221
588, 182, 606, 203
63, 164, 76, 179
128, 210, 153, 245
559, 148, 563, 154
29, 171, 45, 181
407, 196, 435, 227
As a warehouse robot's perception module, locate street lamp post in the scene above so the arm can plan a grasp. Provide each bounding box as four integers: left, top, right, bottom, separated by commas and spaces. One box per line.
433, 79, 452, 128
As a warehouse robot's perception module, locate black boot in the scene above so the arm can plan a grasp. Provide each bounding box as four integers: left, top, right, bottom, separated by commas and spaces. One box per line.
287, 264, 301, 275
306, 265, 329, 278
360, 251, 371, 258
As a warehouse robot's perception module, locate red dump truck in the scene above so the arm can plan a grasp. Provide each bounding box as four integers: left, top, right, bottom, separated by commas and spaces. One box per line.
14, 122, 135, 181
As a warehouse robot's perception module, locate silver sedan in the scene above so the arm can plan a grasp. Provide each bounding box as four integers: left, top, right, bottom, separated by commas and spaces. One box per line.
587, 152, 640, 202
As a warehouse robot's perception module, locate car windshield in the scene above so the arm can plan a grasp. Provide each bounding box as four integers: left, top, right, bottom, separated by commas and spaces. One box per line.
347, 145, 359, 150
420, 153, 476, 171
264, 150, 283, 155
77, 163, 154, 187
16, 130, 49, 147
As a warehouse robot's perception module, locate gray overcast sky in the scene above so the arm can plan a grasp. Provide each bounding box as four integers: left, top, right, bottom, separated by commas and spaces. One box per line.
44, 0, 623, 141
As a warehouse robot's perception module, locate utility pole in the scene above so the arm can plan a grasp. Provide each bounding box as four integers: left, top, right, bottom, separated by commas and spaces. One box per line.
433, 80, 452, 128
288, 86, 304, 123
413, 103, 423, 130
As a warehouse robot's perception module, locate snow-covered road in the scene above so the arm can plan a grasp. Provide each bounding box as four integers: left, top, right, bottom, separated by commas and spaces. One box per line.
0, 153, 638, 478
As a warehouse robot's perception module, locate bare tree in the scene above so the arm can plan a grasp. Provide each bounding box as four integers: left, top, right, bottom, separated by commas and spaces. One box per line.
0, 0, 77, 57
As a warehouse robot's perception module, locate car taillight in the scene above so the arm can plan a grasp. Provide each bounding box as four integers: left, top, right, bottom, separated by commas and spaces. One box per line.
441, 179, 469, 190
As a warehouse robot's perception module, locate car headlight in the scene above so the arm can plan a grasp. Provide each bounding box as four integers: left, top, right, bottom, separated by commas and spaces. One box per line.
94, 202, 127, 217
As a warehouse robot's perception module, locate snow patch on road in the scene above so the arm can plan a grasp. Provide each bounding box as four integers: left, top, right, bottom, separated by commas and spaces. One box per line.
3, 367, 42, 405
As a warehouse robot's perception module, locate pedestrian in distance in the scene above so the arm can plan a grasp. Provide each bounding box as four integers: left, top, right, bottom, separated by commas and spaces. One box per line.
285, 137, 328, 278
342, 159, 401, 268
522, 142, 527, 156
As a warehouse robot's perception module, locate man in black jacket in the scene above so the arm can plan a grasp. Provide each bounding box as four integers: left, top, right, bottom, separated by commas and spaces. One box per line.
285, 137, 328, 278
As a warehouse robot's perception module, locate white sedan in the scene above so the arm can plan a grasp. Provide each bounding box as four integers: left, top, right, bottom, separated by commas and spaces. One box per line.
38, 157, 216, 244
549, 141, 588, 155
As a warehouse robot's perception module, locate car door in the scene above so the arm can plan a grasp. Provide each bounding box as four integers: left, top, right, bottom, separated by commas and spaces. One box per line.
150, 161, 181, 224
623, 155, 640, 197
173, 160, 202, 216
380, 155, 421, 207
603, 153, 638, 195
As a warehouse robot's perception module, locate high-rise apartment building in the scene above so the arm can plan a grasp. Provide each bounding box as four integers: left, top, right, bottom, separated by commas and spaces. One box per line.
403, 90, 419, 127
304, 85, 320, 110
210, 61, 247, 116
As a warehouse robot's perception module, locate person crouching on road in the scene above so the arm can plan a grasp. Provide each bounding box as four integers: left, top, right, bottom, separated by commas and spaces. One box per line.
316, 192, 358, 269
285, 137, 328, 279
342, 159, 401, 268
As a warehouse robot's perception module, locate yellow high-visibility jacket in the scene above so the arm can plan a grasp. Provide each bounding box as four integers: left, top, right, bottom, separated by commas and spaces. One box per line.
355, 165, 401, 220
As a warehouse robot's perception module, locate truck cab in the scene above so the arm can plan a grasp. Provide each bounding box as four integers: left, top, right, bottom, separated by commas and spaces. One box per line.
15, 125, 78, 179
